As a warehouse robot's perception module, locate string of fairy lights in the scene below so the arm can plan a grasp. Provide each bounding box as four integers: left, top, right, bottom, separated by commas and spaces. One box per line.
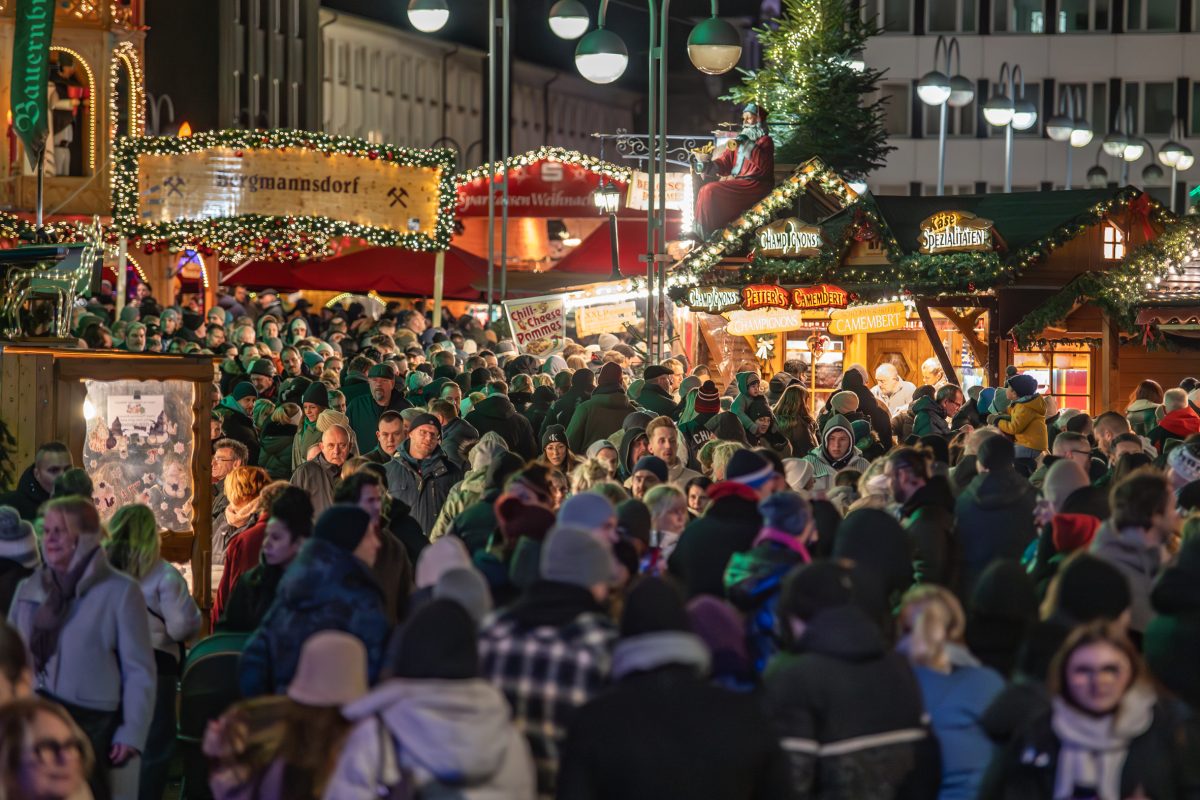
453, 146, 633, 187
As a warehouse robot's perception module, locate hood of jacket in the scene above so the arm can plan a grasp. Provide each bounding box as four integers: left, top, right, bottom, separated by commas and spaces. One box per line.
911, 394, 939, 416
1012, 393, 1048, 413
260, 421, 297, 440
275, 537, 380, 611
962, 466, 1034, 510
1091, 520, 1163, 580
734, 371, 758, 398
471, 394, 517, 421
1159, 407, 1200, 437
218, 394, 250, 418
611, 631, 710, 680
589, 384, 635, 407
618, 427, 648, 475
797, 603, 886, 661
725, 542, 803, 611
900, 476, 956, 519
1126, 398, 1161, 414
469, 431, 510, 472
344, 679, 519, 786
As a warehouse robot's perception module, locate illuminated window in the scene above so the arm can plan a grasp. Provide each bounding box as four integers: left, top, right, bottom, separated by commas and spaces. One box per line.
1103, 223, 1125, 260
1012, 343, 1093, 414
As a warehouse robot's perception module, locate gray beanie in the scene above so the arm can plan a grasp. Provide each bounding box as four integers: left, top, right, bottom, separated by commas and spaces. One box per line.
434, 567, 494, 626
0, 506, 38, 569
540, 525, 615, 588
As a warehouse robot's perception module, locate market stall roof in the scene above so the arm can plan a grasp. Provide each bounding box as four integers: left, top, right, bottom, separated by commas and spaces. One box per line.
471, 269, 617, 298
222, 245, 486, 300
551, 218, 682, 277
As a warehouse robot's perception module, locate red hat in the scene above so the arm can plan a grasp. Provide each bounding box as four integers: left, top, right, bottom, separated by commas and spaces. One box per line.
1052, 513, 1101, 555
696, 380, 721, 414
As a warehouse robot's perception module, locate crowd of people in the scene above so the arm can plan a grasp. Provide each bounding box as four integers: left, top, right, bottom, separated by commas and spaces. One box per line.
4, 284, 1200, 799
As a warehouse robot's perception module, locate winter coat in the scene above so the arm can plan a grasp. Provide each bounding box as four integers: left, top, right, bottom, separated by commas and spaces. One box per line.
0, 558, 34, 616
638, 383, 679, 419
679, 414, 718, 463
347, 392, 412, 456
954, 466, 1038, 598
238, 537, 390, 695
833, 508, 915, 622
565, 385, 637, 454
1146, 537, 1200, 710
323, 679, 536, 800
558, 642, 791, 800
1149, 407, 1200, 453
290, 453, 342, 516
139, 559, 202, 662
467, 395, 538, 460
213, 518, 265, 624
874, 381, 917, 418
546, 382, 592, 435
1089, 521, 1163, 634
478, 580, 617, 797
216, 562, 284, 634
290, 419, 322, 472
451, 490, 502, 556
841, 368, 895, 450
440, 416, 480, 471
429, 433, 508, 541
668, 482, 763, 599
996, 394, 1048, 452
0, 464, 50, 520
218, 401, 261, 466
257, 422, 298, 480
912, 395, 951, 439
724, 538, 807, 673
1126, 398, 1163, 437
912, 660, 1005, 800
525, 386, 557, 441
978, 696, 1200, 800
894, 408, 918, 443
8, 545, 156, 751
372, 528, 414, 626
384, 442, 464, 536
763, 604, 940, 800
899, 478, 959, 588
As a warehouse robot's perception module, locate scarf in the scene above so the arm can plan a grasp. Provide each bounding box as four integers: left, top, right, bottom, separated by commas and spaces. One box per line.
1051, 682, 1156, 800
733, 124, 767, 174
30, 542, 100, 673
753, 527, 813, 562
612, 631, 711, 680
224, 499, 258, 532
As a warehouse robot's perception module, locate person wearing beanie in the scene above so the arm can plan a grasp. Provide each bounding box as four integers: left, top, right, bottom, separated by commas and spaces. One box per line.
239, 503, 390, 695
464, 378, 539, 461
246, 358, 279, 401
216, 382, 263, 466
629, 455, 668, 499
433, 567, 494, 625
765, 561, 938, 798
0, 506, 37, 614
385, 410, 463, 536
326, 599, 537, 798
478, 525, 619, 796
346, 362, 412, 453
544, 367, 594, 434
725, 491, 815, 672
801, 413, 871, 492
566, 361, 637, 454
668, 466, 765, 599
964, 559, 1039, 679
538, 424, 581, 474
557, 491, 619, 542
558, 577, 790, 800
1167, 440, 1200, 490
679, 379, 721, 459
993, 372, 1048, 461
954, 432, 1038, 598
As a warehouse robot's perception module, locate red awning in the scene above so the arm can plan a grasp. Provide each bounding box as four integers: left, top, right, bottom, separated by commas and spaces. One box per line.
551, 218, 682, 277
222, 246, 487, 300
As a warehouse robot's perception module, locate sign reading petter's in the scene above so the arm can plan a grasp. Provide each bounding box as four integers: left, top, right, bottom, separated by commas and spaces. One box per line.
918, 210, 994, 254
756, 217, 824, 258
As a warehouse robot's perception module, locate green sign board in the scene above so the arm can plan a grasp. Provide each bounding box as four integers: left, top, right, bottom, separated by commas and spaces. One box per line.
10, 0, 56, 160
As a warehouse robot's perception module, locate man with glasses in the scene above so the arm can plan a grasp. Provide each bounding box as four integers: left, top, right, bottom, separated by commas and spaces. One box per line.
913, 384, 964, 439
211, 439, 249, 525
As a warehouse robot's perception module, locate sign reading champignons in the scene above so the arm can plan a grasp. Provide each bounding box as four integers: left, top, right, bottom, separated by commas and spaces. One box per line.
755, 217, 824, 258
918, 210, 994, 254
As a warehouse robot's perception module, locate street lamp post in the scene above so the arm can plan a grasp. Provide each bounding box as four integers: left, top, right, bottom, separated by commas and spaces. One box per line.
1046, 86, 1093, 189
916, 36, 973, 197
574, 0, 740, 362
1158, 119, 1195, 214
1117, 106, 1145, 186
983, 62, 1036, 193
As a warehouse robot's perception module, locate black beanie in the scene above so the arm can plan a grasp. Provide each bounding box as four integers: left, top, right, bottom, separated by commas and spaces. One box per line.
385, 599, 478, 680
541, 424, 568, 450
598, 362, 623, 387
620, 577, 691, 637
302, 381, 329, 408
313, 504, 371, 554
572, 369, 595, 390
780, 561, 854, 623
470, 367, 492, 388
1055, 553, 1132, 625
616, 499, 652, 546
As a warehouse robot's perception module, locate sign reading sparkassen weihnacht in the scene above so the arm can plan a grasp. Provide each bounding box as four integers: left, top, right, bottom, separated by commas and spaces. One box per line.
10, 0, 56, 160
918, 210, 994, 254
756, 217, 824, 258
111, 129, 458, 252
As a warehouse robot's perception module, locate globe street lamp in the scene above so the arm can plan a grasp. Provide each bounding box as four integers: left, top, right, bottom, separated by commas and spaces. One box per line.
1046, 86, 1090, 188
549, 0, 590, 39
918, 36, 973, 196
687, 15, 743, 75
575, 27, 629, 83
1157, 120, 1194, 213
984, 63, 1034, 192
407, 0, 450, 33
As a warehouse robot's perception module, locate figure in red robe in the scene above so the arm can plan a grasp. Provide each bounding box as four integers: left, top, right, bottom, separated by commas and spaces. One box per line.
694, 104, 775, 239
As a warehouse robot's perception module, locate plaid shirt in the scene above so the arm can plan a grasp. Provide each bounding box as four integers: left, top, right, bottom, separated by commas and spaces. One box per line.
479, 609, 617, 798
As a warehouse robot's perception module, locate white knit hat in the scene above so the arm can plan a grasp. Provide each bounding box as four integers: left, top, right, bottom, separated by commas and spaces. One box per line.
1169, 443, 1200, 484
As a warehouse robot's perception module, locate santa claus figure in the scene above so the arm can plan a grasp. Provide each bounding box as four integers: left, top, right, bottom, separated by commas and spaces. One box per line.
694, 103, 775, 239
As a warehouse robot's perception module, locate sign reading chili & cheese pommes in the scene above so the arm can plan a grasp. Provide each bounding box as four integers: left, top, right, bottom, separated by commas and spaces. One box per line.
755, 217, 824, 258
828, 301, 907, 336
918, 210, 994, 254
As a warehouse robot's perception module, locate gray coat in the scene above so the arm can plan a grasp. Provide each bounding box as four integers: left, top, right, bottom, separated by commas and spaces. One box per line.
291, 454, 342, 516
1090, 521, 1164, 634
8, 544, 156, 750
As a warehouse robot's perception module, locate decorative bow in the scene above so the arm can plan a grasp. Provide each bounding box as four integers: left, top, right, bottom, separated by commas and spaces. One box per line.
1129, 193, 1155, 239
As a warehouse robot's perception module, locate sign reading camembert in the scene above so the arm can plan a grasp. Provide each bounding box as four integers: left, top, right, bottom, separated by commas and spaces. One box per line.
828, 302, 907, 336
756, 217, 824, 258
918, 210, 994, 254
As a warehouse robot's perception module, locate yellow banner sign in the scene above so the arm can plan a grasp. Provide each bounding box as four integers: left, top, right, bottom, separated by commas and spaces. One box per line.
918, 210, 994, 254
828, 302, 907, 336
726, 308, 804, 337
136, 147, 444, 236
576, 301, 641, 337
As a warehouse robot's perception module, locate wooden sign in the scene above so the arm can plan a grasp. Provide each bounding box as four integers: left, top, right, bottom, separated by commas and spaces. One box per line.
726, 309, 804, 336
742, 284, 793, 311
756, 217, 824, 258
576, 301, 641, 337
625, 171, 690, 212
686, 286, 743, 313
791, 284, 849, 310
828, 301, 906, 336
918, 210, 994, 254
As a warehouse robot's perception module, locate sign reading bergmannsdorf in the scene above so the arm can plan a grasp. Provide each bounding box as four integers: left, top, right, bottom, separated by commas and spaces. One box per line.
112, 129, 458, 253
918, 210, 994, 254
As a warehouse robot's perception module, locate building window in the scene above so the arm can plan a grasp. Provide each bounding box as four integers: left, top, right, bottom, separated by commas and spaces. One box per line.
1057, 0, 1110, 29
1057, 83, 1109, 135
1012, 344, 1093, 414
923, 100, 976, 138
880, 83, 911, 136
1143, 82, 1175, 134
1103, 222, 1126, 259
927, 0, 978, 31
1127, 0, 1178, 29
864, 0, 914, 31
994, 0, 1045, 31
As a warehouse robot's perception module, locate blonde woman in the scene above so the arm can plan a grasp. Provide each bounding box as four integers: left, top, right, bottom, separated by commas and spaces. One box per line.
896, 585, 1003, 800
106, 503, 202, 800
7, 497, 155, 800
569, 458, 615, 496
0, 696, 94, 800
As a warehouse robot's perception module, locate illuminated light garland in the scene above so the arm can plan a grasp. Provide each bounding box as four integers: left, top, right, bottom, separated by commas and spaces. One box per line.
325, 292, 353, 308
49, 46, 97, 173
454, 147, 633, 187
108, 42, 145, 142
110, 128, 458, 262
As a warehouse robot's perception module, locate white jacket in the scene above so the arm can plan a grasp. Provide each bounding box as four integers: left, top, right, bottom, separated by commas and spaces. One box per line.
324, 678, 535, 800
139, 560, 202, 658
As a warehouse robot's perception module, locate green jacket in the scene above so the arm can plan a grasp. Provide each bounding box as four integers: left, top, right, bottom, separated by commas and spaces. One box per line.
567, 385, 637, 453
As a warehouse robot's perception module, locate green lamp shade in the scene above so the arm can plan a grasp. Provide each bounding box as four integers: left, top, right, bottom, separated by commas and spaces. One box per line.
576, 28, 629, 84
687, 17, 742, 75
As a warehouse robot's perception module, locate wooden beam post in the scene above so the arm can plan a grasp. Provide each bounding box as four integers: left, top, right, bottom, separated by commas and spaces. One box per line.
915, 300, 959, 387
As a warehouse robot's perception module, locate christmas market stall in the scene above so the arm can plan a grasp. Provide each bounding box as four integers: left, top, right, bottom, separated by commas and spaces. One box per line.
669, 156, 1172, 414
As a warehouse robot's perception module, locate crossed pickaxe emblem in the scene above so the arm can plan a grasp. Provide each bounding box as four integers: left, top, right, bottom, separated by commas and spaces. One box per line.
388, 187, 409, 208
163, 176, 185, 197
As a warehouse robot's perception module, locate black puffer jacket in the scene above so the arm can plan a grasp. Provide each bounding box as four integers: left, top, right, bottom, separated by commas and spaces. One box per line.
384, 442, 464, 536
257, 421, 297, 480
466, 395, 538, 460
954, 466, 1037, 599
546, 372, 593, 433
668, 482, 763, 599
764, 603, 940, 800
899, 477, 958, 588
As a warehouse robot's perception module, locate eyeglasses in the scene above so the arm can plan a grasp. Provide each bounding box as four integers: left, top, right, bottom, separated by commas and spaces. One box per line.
1067, 450, 1091, 458
26, 736, 85, 765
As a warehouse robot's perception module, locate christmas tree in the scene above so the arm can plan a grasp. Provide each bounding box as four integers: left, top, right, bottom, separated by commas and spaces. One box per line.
726, 0, 893, 180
